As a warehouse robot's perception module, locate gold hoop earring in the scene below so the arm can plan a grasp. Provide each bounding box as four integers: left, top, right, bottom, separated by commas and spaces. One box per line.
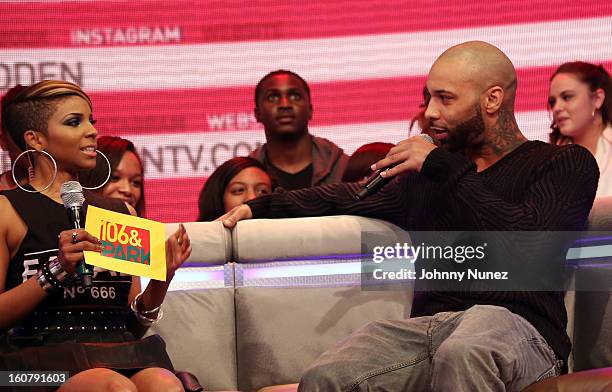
82, 149, 112, 190
11, 149, 57, 194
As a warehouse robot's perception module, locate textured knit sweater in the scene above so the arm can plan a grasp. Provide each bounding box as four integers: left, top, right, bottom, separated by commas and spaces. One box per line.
247, 141, 599, 362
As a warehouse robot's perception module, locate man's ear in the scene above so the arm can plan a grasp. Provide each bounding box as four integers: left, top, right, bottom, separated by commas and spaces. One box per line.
254, 106, 261, 123
23, 130, 46, 151
308, 104, 313, 121
483, 86, 504, 115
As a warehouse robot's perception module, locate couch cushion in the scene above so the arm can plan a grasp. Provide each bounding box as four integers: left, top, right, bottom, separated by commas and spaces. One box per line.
232, 216, 408, 262
235, 285, 412, 391
573, 266, 612, 371
147, 287, 237, 390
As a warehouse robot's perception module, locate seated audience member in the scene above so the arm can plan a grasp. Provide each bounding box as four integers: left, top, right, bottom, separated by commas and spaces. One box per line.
220, 41, 599, 391
548, 62, 612, 382
198, 156, 272, 221
80, 135, 145, 216
250, 70, 348, 190
548, 61, 612, 196
0, 80, 192, 392
341, 142, 393, 183
0, 128, 26, 190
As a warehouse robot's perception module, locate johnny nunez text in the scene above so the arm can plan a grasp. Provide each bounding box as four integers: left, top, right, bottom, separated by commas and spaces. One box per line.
372, 268, 508, 281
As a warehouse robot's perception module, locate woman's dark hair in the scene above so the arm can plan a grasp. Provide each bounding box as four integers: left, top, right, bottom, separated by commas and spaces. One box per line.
198, 156, 271, 221
548, 62, 612, 145
409, 86, 431, 133
80, 136, 146, 217
342, 142, 394, 183
1, 80, 92, 151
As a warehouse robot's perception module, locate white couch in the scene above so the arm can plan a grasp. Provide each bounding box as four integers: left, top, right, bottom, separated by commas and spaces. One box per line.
149, 216, 612, 391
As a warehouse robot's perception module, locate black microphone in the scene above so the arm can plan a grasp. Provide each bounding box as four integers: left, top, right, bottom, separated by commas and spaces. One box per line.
356, 134, 434, 200
60, 181, 93, 287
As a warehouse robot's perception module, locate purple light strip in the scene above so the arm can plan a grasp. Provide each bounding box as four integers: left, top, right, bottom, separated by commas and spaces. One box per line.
238, 253, 366, 263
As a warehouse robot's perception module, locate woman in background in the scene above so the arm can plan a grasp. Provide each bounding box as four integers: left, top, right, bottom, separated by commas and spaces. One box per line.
409, 86, 431, 136
198, 156, 272, 221
341, 142, 394, 183
80, 135, 145, 217
548, 63, 612, 374
548, 61, 612, 196
0, 80, 191, 392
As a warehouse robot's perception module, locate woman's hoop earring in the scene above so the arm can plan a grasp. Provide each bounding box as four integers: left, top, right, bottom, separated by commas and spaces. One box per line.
82, 149, 112, 190
11, 149, 57, 194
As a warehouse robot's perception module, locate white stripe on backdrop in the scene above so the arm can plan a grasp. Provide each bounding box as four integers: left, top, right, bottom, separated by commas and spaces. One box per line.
1, 17, 610, 91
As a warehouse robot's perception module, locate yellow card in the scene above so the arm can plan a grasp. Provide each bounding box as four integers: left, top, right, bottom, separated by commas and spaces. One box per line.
84, 205, 167, 281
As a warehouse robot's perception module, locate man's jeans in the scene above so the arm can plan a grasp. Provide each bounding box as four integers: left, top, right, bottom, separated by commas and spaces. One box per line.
298, 305, 562, 392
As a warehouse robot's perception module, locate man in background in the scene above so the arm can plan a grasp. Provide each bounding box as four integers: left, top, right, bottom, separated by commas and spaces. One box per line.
250, 70, 348, 190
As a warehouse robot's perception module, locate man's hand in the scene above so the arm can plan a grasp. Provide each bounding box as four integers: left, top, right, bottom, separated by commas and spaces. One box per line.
217, 204, 253, 228
371, 135, 437, 178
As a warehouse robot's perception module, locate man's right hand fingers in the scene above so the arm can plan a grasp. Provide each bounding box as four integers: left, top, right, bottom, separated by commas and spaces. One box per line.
217, 205, 253, 228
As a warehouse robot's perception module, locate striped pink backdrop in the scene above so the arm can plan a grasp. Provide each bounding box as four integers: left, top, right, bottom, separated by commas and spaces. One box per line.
1, 1, 611, 222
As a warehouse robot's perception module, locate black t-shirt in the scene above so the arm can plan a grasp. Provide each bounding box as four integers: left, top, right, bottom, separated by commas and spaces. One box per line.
269, 163, 313, 191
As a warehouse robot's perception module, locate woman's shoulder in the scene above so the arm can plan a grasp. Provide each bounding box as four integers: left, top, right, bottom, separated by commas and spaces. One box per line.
0, 193, 20, 221
0, 193, 28, 250
0, 194, 13, 221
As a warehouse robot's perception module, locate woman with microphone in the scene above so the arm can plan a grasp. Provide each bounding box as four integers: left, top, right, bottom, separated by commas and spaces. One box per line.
0, 80, 191, 391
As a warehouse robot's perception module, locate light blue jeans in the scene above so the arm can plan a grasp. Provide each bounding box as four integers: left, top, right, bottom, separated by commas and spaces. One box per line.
298, 305, 562, 392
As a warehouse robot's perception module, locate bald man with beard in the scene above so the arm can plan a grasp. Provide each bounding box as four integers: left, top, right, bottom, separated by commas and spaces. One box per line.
220, 42, 599, 391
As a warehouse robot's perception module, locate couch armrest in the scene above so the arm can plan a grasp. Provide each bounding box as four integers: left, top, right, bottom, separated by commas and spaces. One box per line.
233, 215, 408, 262
166, 221, 231, 265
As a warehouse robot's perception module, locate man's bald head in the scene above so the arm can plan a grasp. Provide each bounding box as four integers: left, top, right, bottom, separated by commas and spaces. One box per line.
425, 41, 525, 156
431, 41, 517, 109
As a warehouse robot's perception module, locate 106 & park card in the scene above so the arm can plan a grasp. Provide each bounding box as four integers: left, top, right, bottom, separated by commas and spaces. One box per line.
84, 205, 167, 281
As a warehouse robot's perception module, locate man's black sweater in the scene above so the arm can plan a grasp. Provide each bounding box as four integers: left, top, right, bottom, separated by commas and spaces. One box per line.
246, 141, 599, 362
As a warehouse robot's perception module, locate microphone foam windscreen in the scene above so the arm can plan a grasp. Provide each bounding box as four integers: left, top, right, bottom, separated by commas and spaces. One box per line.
60, 181, 85, 208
